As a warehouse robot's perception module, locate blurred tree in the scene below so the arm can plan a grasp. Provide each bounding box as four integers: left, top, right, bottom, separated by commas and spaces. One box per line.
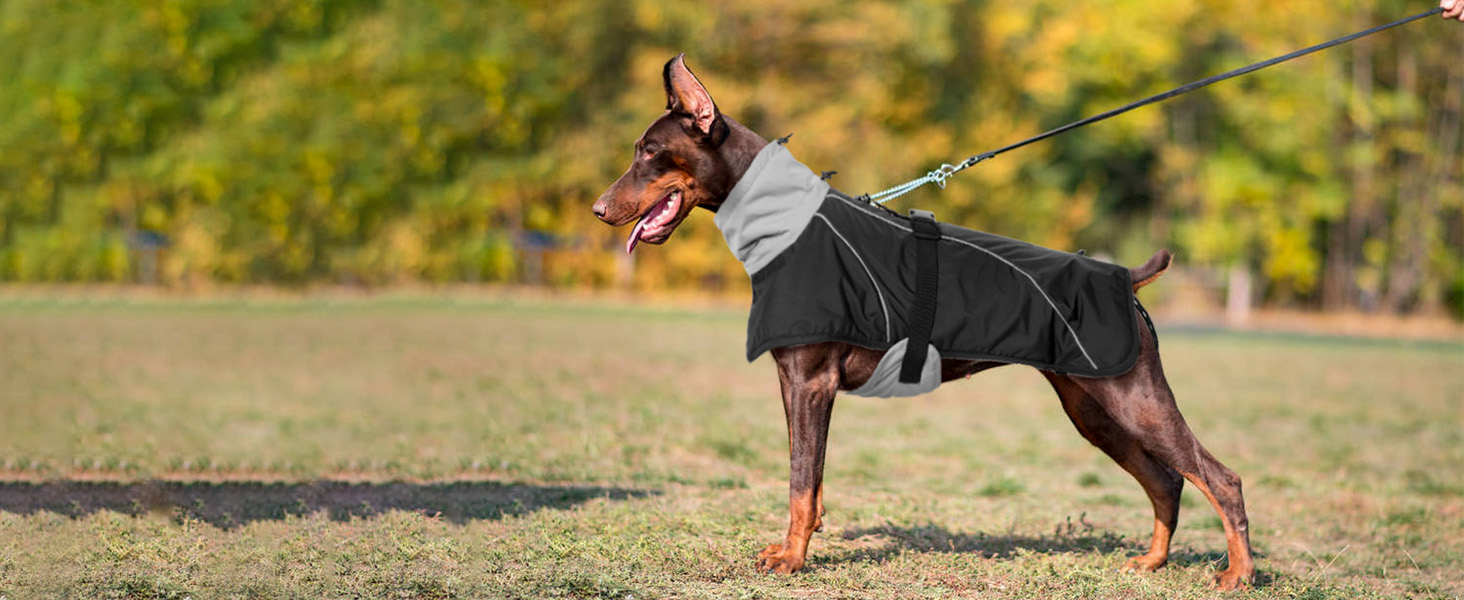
0, 0, 1457, 316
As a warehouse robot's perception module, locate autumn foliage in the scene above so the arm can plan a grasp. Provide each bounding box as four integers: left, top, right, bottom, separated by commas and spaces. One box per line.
0, 0, 1458, 314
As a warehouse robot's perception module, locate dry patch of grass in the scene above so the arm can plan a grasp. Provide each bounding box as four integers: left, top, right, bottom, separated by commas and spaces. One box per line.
0, 297, 1459, 598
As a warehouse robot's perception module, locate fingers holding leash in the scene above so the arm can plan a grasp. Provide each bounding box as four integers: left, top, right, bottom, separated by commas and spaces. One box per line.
1444, 0, 1464, 21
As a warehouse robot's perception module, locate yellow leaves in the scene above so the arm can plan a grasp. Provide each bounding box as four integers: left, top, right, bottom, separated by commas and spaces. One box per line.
984, 4, 1030, 46
140, 202, 171, 232
23, 173, 53, 206
524, 203, 556, 233
0, 0, 1452, 307
1180, 219, 1232, 264
1057, 182, 1099, 247
112, 116, 144, 149
1353, 236, 1391, 299
179, 57, 212, 89
1263, 225, 1318, 292
1199, 151, 1270, 211
471, 57, 510, 116
632, 0, 666, 31
304, 150, 336, 186
194, 169, 225, 204
893, 1, 957, 64
413, 147, 445, 178
97, 235, 131, 282
148, 2, 191, 59
377, 220, 427, 281
399, 104, 423, 147
259, 192, 290, 227
161, 209, 225, 286
50, 91, 86, 146
1022, 67, 1070, 110
285, 1, 323, 32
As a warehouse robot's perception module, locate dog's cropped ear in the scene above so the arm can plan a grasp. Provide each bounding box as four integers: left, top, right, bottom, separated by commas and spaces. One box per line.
663, 54, 728, 145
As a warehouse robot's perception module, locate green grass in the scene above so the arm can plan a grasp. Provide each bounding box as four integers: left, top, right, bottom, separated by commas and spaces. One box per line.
0, 295, 1460, 599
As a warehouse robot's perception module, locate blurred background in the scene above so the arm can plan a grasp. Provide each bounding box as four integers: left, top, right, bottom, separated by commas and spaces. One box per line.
1, 4, 1461, 596
0, 0, 1460, 326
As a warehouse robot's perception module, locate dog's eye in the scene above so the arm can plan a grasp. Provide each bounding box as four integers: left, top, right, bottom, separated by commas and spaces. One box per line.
641, 147, 658, 161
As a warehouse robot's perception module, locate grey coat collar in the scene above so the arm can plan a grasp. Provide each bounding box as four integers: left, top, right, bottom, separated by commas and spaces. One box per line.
713, 143, 829, 275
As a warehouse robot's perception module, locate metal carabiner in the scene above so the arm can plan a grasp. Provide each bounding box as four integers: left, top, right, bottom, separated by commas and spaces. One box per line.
927, 163, 959, 190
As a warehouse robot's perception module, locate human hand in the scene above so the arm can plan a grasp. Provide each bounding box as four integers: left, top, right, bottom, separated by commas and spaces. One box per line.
1444, 0, 1464, 21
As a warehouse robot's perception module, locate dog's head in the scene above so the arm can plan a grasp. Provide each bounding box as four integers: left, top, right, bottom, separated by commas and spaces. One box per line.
593, 54, 740, 254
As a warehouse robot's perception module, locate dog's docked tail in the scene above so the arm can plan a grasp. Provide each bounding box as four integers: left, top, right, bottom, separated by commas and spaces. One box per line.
1130, 250, 1172, 292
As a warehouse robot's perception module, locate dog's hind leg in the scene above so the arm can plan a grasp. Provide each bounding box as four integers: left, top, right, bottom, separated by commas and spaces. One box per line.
1045, 372, 1183, 573
1074, 321, 1255, 590
813, 483, 826, 532
757, 344, 842, 574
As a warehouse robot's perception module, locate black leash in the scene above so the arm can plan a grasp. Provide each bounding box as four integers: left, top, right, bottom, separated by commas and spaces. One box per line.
863, 7, 1445, 204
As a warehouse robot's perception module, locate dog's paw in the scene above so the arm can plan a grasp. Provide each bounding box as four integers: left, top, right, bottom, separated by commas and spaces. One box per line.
1211, 568, 1255, 591
1120, 553, 1167, 573
755, 544, 804, 574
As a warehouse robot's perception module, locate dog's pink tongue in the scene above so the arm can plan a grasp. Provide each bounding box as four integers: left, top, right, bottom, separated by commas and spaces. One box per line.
625, 219, 647, 254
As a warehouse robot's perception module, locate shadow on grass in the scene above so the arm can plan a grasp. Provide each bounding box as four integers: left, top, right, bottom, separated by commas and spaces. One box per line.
0, 479, 656, 527
827, 520, 1234, 570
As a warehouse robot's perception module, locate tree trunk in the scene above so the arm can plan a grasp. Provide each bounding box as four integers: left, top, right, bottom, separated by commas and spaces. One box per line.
1226, 263, 1252, 326
1384, 44, 1421, 313
1345, 5, 1376, 312
1414, 34, 1464, 315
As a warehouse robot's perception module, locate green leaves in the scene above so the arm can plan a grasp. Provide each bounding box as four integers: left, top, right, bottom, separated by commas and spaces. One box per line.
0, 0, 1457, 312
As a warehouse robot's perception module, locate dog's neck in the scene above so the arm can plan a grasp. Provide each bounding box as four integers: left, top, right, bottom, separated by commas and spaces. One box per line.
711, 136, 829, 276
703, 117, 769, 213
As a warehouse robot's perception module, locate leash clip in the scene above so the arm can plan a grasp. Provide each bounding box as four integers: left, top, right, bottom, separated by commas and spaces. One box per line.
927, 164, 959, 189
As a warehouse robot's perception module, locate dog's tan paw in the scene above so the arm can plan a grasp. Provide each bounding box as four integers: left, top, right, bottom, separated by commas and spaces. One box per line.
755, 544, 804, 574
1121, 553, 1167, 573
1211, 567, 1255, 591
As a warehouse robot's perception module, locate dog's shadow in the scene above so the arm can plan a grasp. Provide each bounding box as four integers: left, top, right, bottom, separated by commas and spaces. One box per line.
0, 479, 656, 528
821, 519, 1229, 569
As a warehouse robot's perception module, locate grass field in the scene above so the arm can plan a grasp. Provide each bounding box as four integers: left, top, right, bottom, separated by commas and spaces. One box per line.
0, 295, 1460, 599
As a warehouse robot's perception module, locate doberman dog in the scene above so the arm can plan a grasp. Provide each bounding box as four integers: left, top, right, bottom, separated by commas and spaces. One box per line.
593, 55, 1256, 590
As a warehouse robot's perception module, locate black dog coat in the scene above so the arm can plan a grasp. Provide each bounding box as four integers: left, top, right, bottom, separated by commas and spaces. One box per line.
714, 143, 1141, 397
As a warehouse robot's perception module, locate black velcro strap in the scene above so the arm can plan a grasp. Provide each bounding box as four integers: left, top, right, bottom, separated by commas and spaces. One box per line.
900, 210, 941, 384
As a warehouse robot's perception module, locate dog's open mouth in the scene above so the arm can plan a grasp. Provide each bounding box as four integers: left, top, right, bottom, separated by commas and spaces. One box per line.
625, 189, 683, 254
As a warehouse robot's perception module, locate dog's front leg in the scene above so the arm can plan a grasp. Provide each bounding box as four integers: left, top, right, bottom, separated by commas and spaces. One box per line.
757, 345, 841, 574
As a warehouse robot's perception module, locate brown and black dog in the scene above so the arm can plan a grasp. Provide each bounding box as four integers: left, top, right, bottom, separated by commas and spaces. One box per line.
593, 55, 1255, 590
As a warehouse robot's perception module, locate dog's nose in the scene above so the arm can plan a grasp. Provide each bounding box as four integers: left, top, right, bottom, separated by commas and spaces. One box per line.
592, 199, 609, 221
